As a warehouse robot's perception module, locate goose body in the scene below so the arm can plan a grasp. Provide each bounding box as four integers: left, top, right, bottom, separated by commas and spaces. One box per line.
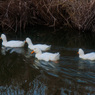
78, 48, 95, 60
31, 48, 60, 61
25, 38, 51, 51
0, 34, 25, 47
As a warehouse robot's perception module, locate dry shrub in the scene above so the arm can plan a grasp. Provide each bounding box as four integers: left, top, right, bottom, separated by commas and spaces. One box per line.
65, 0, 95, 31
0, 0, 95, 32
0, 0, 30, 32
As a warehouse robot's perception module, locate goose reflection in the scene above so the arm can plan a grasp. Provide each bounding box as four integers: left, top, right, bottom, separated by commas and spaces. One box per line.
1, 46, 34, 58
32, 59, 60, 77
33, 59, 55, 69
78, 59, 95, 70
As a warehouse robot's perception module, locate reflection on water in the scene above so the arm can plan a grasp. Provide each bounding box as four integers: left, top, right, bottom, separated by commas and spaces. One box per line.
1, 46, 33, 58
0, 28, 95, 94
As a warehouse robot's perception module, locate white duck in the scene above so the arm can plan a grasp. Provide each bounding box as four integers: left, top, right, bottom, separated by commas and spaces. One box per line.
0, 34, 25, 47
78, 48, 95, 60
25, 37, 51, 51
31, 48, 60, 62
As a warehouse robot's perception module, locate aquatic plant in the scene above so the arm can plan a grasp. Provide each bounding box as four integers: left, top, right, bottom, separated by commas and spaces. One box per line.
0, 0, 95, 32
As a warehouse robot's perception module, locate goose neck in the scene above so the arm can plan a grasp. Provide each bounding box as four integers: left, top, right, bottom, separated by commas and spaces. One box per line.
2, 37, 7, 43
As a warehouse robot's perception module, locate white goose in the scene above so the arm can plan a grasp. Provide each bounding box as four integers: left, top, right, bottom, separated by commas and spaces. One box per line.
31, 48, 60, 62
0, 34, 25, 47
25, 37, 51, 51
78, 48, 95, 60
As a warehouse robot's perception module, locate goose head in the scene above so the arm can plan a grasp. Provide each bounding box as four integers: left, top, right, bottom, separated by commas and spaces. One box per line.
0, 34, 7, 43
25, 37, 33, 45
78, 48, 84, 56
31, 48, 42, 54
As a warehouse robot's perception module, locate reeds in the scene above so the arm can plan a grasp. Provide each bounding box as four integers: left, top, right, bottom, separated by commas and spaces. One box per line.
65, 0, 95, 31
0, 0, 95, 32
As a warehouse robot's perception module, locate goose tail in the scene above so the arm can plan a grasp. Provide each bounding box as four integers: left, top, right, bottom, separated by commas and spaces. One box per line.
54, 52, 60, 60
45, 45, 51, 51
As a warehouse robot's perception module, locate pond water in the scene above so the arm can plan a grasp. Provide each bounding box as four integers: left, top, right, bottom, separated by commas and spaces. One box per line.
0, 27, 95, 95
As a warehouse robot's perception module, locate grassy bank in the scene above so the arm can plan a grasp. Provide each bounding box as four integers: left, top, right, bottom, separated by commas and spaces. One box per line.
0, 0, 95, 32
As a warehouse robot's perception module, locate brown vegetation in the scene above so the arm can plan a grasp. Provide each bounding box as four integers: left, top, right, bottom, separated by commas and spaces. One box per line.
0, 0, 95, 32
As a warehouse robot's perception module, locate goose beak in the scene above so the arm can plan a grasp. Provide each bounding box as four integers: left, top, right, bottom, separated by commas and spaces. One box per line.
31, 50, 34, 54
77, 52, 79, 54
0, 37, 2, 39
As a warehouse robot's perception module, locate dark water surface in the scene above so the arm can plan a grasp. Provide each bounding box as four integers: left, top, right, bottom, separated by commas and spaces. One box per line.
0, 28, 95, 95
